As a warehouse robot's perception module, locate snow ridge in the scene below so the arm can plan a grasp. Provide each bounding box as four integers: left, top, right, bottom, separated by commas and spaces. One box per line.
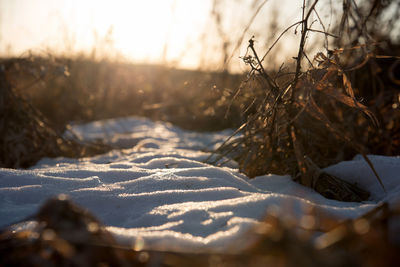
1, 117, 399, 251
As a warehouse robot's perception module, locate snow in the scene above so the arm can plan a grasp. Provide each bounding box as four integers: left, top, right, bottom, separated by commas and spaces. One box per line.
1, 116, 399, 252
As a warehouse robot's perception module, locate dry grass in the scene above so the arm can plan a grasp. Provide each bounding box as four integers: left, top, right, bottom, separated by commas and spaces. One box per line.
0, 61, 112, 168
0, 53, 244, 168
209, 0, 400, 202
1, 55, 243, 133
1, 196, 399, 266
0, 0, 400, 265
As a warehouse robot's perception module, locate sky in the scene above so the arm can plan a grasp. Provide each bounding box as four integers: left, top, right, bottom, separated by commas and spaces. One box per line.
9, 0, 391, 73
0, 0, 211, 67
1, 0, 309, 71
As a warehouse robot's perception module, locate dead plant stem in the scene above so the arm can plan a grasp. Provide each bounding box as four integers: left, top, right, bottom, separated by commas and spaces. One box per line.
291, 0, 319, 102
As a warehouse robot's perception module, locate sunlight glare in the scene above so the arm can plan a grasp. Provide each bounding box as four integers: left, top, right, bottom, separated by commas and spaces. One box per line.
89, 0, 176, 62
0, 0, 211, 68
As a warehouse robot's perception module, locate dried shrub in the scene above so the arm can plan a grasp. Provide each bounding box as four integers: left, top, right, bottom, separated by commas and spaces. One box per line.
0, 62, 110, 169
210, 0, 400, 202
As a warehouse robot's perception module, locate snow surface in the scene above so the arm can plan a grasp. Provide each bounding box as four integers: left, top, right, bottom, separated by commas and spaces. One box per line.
1, 117, 399, 252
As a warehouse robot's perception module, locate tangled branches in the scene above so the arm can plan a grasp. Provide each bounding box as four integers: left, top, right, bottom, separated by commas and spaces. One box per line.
209, 0, 398, 201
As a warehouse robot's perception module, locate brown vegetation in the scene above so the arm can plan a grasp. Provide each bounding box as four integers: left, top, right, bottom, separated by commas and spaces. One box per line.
0, 55, 243, 168
0, 0, 400, 265
0, 63, 110, 168
2, 56, 243, 132
210, 0, 400, 202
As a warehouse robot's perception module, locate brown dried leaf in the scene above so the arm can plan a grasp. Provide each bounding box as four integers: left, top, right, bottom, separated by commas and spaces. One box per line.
315, 85, 378, 126
342, 72, 355, 98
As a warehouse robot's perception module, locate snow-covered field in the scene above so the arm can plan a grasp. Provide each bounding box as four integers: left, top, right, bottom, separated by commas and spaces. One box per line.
1, 117, 399, 252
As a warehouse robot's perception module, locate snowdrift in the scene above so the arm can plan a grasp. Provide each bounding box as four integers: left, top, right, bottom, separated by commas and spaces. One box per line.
1, 117, 399, 252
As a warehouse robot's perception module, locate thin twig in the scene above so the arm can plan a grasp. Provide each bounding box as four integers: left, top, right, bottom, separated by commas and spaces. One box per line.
248, 38, 279, 93
260, 21, 302, 63
307, 28, 339, 38
226, 0, 270, 67
291, 0, 320, 101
